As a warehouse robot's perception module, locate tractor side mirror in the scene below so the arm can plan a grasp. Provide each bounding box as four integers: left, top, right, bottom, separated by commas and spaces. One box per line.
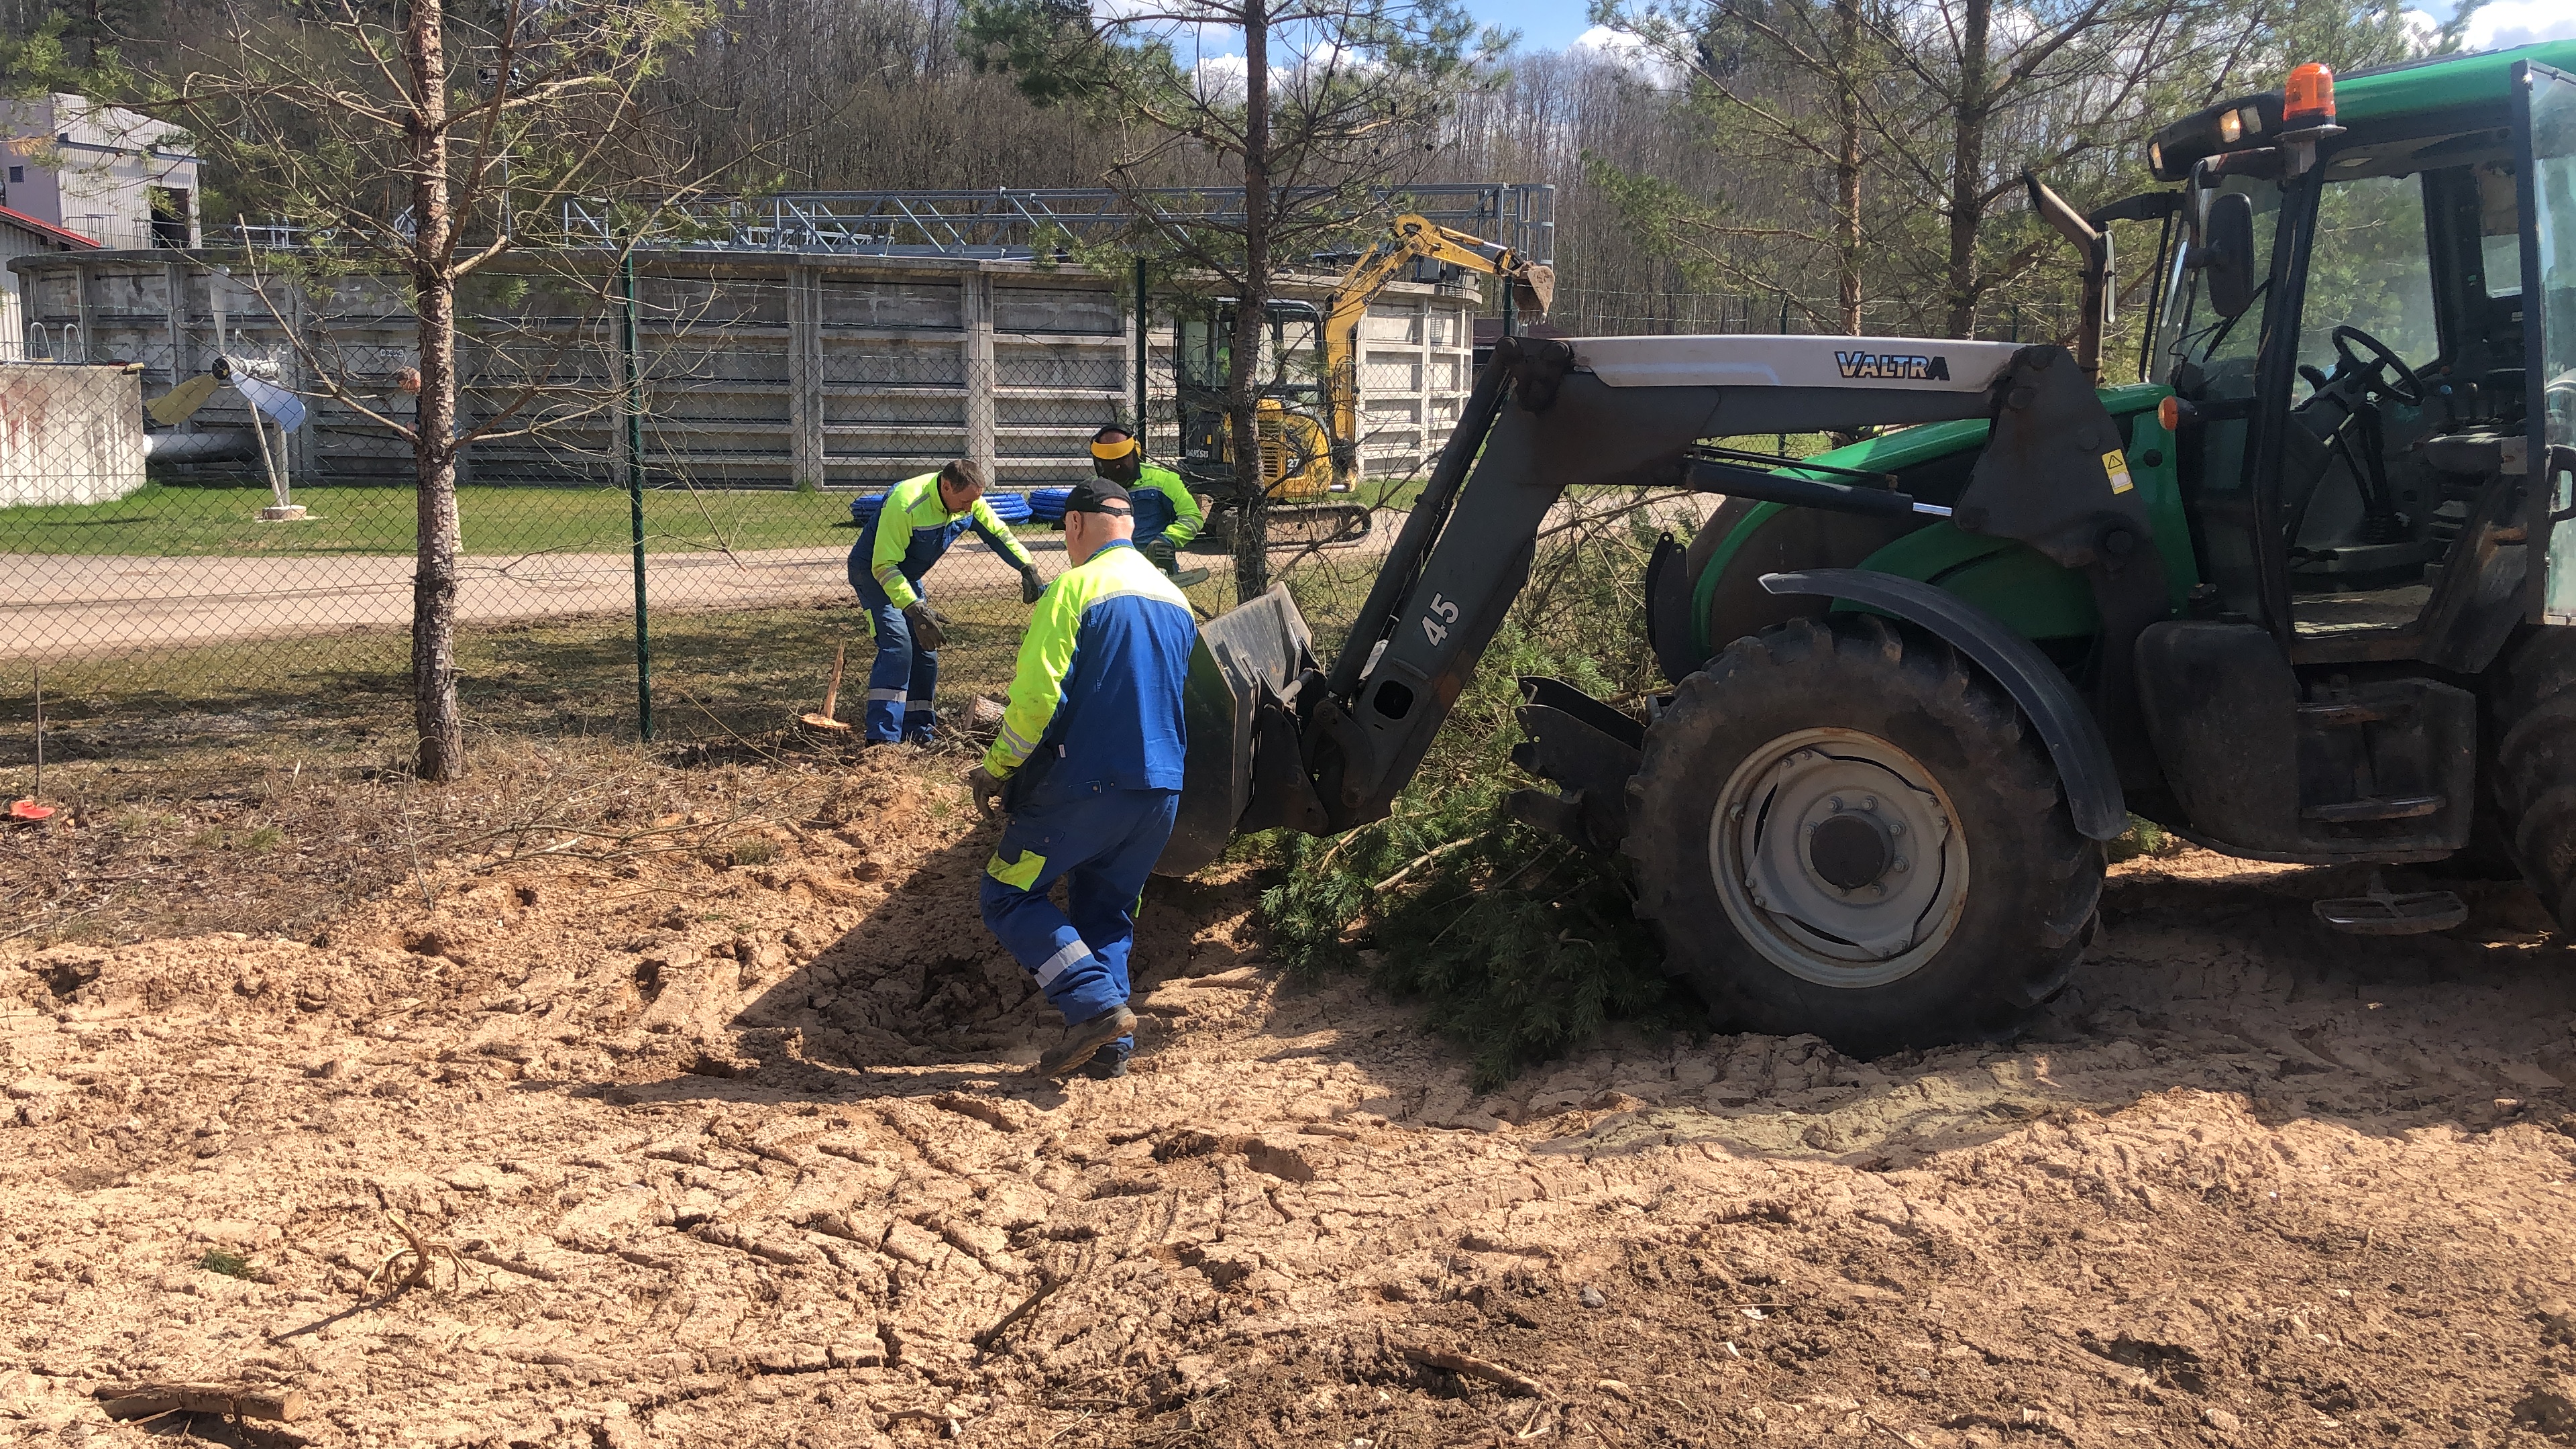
2200, 192, 2258, 320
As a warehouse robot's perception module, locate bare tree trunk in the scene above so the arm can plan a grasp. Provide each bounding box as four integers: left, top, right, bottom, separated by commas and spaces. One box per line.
1943, 0, 1992, 337
1227, 0, 1272, 603
1832, 0, 1863, 335
407, 0, 466, 781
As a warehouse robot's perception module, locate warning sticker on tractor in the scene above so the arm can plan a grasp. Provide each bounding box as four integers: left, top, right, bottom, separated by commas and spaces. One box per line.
2103, 449, 2136, 494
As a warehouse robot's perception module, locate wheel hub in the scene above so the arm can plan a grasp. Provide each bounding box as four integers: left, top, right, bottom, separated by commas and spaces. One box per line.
1807, 810, 1894, 890
1711, 729, 1967, 988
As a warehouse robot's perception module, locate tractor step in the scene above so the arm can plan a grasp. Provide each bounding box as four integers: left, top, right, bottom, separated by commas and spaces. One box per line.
2302, 794, 2445, 824
2311, 874, 2467, 936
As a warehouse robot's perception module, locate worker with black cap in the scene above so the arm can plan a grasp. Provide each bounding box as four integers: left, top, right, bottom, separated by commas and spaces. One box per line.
967, 476, 1198, 1079
1087, 425, 1203, 577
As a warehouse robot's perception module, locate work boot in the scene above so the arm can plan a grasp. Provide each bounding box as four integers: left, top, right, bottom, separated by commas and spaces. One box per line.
1033, 1006, 1136, 1079
1079, 1044, 1130, 1080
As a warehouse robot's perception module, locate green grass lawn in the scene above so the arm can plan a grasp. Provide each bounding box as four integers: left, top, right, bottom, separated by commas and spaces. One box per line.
0, 478, 1069, 559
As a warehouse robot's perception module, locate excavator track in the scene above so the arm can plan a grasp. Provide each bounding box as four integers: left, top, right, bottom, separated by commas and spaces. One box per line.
1198, 503, 1376, 553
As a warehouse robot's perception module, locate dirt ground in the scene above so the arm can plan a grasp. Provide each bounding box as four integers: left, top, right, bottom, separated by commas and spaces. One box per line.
6, 749, 2576, 1449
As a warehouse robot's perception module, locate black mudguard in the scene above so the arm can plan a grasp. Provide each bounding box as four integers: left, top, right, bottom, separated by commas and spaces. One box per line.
1644, 531, 1703, 686
1758, 568, 2129, 841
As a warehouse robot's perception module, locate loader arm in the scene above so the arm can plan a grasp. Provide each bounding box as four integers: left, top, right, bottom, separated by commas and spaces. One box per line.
1318, 215, 1556, 489
1155, 331, 2147, 876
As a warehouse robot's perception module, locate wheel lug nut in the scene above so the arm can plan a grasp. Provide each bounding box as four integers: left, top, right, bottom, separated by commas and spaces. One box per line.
1889, 821, 1905, 837
1891, 856, 1909, 873
1862, 795, 1878, 811
1827, 796, 1843, 812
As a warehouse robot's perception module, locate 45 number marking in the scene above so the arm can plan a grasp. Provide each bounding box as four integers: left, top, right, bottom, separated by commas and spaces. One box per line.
1419, 593, 1460, 646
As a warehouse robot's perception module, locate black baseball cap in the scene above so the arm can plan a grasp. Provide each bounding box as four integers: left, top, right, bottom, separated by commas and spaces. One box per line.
1065, 479, 1132, 515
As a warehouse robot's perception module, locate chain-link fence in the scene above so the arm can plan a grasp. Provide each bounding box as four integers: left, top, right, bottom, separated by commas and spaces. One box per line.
0, 250, 1495, 757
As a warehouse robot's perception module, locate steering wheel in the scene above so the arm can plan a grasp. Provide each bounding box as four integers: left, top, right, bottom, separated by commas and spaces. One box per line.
2330, 325, 2426, 407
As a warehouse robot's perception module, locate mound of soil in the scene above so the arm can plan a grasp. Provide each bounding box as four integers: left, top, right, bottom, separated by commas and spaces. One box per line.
5, 757, 2575, 1447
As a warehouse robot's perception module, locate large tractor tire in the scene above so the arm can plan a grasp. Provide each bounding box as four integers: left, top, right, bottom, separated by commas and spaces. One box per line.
1623, 614, 2102, 1056
2483, 627, 2576, 925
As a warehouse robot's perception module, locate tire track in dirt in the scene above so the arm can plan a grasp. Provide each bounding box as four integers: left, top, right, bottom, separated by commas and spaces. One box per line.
3, 759, 2575, 1446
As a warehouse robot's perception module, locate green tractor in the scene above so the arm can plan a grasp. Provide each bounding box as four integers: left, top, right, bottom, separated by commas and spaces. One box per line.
1161, 42, 2576, 1055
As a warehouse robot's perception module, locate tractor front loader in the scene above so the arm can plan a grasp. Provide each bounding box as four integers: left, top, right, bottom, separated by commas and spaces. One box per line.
1157, 43, 2576, 1056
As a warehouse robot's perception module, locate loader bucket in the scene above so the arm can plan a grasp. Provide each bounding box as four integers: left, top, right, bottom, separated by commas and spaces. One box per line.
1155, 584, 1316, 877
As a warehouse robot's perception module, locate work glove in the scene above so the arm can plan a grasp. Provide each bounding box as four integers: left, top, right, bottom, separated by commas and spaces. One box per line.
1020, 564, 1044, 605
965, 765, 1007, 822
902, 601, 946, 652
1141, 535, 1179, 574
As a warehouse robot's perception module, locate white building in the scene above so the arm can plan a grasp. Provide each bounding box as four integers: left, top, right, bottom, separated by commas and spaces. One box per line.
0, 94, 201, 256
0, 205, 100, 360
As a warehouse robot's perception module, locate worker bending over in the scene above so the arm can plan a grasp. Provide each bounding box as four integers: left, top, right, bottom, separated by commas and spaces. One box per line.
967, 479, 1197, 1079
1088, 426, 1203, 577
846, 458, 1044, 745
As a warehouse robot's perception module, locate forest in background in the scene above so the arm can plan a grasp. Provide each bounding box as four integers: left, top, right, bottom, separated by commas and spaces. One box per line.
1, 0, 2459, 362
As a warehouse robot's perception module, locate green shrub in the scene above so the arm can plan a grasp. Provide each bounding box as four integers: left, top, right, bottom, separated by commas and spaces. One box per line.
1254, 505, 1697, 1087
199, 1248, 253, 1279
2106, 814, 2181, 863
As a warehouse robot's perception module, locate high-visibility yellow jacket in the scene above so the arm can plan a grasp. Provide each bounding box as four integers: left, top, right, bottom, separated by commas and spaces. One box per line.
1130, 464, 1204, 549
855, 472, 1036, 610
984, 539, 1196, 796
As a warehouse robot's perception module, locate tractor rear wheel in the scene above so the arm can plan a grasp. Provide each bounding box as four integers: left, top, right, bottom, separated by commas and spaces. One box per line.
2483, 627, 2576, 926
1623, 614, 2101, 1056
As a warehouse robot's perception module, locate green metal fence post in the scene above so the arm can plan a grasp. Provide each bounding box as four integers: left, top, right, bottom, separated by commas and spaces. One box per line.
1132, 256, 1148, 429
621, 242, 653, 743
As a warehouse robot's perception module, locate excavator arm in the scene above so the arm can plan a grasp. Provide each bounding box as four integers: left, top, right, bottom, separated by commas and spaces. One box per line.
1318, 215, 1556, 487
1156, 332, 2163, 876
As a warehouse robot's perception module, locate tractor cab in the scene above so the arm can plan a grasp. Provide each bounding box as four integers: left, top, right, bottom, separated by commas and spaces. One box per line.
2152, 50, 2576, 665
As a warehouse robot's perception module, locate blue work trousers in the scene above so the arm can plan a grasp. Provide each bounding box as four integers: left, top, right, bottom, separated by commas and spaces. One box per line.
979, 786, 1180, 1060
853, 576, 935, 744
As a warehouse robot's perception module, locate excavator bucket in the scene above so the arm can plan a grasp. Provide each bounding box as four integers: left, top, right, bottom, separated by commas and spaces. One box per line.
1155, 584, 1318, 877
1511, 262, 1556, 321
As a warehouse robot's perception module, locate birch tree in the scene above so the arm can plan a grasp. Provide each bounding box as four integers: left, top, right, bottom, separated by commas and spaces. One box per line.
25, 0, 710, 780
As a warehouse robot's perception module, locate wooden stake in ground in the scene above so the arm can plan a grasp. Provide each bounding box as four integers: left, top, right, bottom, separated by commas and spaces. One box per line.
800, 642, 852, 733
9, 667, 52, 824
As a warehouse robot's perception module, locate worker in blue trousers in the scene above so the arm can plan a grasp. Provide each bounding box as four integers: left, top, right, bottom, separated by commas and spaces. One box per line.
847, 458, 1045, 745
965, 478, 1198, 1079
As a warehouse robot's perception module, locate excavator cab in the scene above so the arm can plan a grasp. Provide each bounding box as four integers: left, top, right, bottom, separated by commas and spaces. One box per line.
1162, 46, 2576, 1057
1173, 299, 1373, 547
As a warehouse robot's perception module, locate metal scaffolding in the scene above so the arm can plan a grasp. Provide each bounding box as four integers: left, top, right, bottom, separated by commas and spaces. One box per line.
555, 183, 1556, 265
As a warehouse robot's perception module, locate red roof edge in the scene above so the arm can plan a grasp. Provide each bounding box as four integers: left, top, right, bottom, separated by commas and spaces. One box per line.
0, 204, 103, 250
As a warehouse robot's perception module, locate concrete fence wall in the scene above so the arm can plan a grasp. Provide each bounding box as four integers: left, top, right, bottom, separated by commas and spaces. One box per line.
0, 361, 146, 506
5, 250, 1481, 491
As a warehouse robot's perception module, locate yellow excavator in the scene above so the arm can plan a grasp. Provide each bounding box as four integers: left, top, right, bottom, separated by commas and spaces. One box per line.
1175, 213, 1556, 547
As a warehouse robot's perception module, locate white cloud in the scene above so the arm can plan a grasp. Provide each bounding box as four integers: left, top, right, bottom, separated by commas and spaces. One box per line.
1569, 24, 1685, 85
1192, 52, 1252, 101
2461, 0, 2576, 48
2403, 0, 2576, 52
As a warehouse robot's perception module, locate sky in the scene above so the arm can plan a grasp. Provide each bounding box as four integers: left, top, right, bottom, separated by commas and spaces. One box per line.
1448, 0, 2574, 62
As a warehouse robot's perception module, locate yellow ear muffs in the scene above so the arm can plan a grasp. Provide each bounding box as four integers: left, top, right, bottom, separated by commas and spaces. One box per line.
1089, 436, 1141, 462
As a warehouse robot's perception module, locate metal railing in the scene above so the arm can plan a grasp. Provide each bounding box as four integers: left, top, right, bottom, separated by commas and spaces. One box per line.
201, 185, 1554, 264
555, 184, 1553, 264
